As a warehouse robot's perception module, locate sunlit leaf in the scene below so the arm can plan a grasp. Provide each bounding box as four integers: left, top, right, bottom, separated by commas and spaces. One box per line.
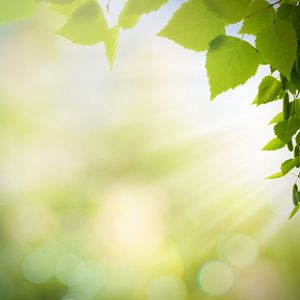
105, 26, 120, 70
203, 0, 250, 24
48, 0, 90, 18
281, 157, 300, 174
206, 35, 260, 100
289, 204, 300, 219
274, 119, 300, 144
265, 172, 284, 179
269, 112, 284, 125
118, 1, 141, 30
157, 0, 225, 52
0, 0, 40, 24
55, 1, 108, 46
239, 0, 276, 35
125, 0, 168, 16
262, 137, 285, 151
254, 75, 282, 106
255, 20, 297, 79
38, 0, 74, 4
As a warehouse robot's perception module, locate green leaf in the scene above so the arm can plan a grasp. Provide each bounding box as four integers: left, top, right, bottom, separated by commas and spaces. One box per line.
0, 0, 40, 24
105, 26, 120, 71
255, 19, 297, 80
295, 131, 300, 147
269, 112, 284, 125
287, 80, 297, 94
202, 0, 250, 24
281, 157, 300, 174
268, 101, 296, 125
289, 204, 300, 219
277, 3, 295, 20
295, 99, 300, 116
55, 1, 108, 46
48, 0, 90, 18
38, 0, 75, 4
290, 67, 300, 90
262, 137, 285, 151
157, 0, 225, 52
274, 119, 300, 143
277, 3, 300, 40
293, 184, 299, 206
254, 75, 282, 106
125, 0, 168, 16
239, 0, 276, 35
118, 1, 141, 30
284, 0, 299, 4
206, 35, 260, 100
265, 172, 284, 179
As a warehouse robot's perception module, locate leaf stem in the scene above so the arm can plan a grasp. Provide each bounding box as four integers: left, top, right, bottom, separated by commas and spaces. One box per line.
104, 0, 112, 12
244, 0, 283, 20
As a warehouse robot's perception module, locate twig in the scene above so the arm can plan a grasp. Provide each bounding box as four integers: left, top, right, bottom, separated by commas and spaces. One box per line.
244, 0, 283, 19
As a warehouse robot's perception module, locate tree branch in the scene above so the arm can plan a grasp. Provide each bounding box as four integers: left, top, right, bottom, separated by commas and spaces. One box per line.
244, 0, 283, 19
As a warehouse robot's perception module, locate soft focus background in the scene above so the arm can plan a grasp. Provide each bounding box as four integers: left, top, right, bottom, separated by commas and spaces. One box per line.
0, 1, 300, 300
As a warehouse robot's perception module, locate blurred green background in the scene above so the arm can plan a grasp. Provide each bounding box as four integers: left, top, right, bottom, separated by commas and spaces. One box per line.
0, 1, 299, 300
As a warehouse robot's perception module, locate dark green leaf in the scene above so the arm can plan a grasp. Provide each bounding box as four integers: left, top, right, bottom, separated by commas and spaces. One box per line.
296, 131, 300, 147
290, 67, 300, 90
293, 184, 299, 206
277, 3, 300, 40
295, 99, 300, 116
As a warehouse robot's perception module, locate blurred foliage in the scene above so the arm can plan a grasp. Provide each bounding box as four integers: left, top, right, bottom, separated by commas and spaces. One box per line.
0, 3, 300, 300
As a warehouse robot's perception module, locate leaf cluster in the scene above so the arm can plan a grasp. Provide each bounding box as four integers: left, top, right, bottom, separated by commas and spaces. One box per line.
4, 0, 300, 86
158, 0, 300, 100
4, 0, 300, 218
2, 0, 168, 69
